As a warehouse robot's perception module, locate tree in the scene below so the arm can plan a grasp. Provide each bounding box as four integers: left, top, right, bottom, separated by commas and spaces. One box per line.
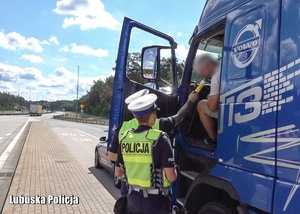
79, 52, 185, 117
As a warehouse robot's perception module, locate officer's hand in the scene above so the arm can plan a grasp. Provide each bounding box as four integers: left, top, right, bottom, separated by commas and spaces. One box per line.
188, 92, 198, 103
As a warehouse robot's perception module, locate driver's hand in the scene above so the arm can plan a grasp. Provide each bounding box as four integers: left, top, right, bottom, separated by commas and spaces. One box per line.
188, 92, 198, 103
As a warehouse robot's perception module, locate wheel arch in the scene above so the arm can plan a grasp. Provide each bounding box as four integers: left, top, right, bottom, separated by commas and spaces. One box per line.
184, 175, 248, 214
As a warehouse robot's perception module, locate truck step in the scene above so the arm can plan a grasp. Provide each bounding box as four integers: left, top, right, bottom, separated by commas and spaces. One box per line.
180, 171, 198, 180
176, 198, 185, 206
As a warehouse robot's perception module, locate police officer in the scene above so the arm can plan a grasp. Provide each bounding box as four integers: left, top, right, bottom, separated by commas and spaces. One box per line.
115, 94, 176, 214
109, 89, 197, 195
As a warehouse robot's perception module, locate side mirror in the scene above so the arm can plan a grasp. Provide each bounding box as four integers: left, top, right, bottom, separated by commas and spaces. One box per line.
99, 136, 107, 142
141, 46, 158, 80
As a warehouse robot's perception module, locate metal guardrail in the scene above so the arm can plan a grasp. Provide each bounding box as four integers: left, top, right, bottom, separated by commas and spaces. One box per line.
0, 112, 52, 116
52, 115, 109, 125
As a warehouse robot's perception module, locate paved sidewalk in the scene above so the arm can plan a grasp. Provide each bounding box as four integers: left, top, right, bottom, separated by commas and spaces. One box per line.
2, 121, 115, 214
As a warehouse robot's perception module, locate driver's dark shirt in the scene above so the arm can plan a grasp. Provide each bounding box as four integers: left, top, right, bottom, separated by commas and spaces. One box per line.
109, 117, 175, 154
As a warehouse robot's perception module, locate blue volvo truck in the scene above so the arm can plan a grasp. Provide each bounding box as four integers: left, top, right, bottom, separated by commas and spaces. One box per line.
106, 0, 300, 213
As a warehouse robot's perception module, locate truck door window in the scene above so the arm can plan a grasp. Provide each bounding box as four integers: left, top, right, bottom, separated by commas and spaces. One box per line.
182, 26, 224, 150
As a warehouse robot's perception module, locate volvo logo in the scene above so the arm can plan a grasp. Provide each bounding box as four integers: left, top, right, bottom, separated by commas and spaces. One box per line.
232, 19, 262, 68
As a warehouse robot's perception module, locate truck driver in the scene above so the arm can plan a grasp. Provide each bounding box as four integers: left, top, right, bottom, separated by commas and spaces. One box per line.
194, 53, 220, 145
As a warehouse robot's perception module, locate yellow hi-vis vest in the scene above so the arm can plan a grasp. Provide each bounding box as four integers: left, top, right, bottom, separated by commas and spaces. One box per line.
118, 118, 159, 140
120, 129, 171, 189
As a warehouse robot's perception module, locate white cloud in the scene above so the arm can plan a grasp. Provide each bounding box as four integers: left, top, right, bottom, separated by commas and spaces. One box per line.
40, 35, 59, 46
49, 35, 59, 45
21, 54, 45, 64
59, 43, 109, 57
167, 31, 174, 37
176, 44, 189, 59
0, 62, 114, 101
53, 0, 119, 30
0, 30, 44, 52
0, 63, 43, 82
177, 32, 183, 37
168, 31, 188, 38
41, 40, 51, 45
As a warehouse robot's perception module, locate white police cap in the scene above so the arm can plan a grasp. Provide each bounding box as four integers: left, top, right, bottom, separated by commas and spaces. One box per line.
128, 94, 158, 116
125, 89, 149, 105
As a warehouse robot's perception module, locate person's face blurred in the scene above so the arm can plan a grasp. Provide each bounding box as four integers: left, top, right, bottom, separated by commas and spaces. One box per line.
197, 61, 217, 79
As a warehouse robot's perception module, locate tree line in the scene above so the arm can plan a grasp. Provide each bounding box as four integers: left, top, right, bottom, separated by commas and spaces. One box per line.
0, 52, 185, 116
79, 52, 185, 117
0, 92, 29, 111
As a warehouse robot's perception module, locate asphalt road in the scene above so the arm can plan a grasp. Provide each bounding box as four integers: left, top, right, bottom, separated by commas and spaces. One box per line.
0, 114, 30, 211
0, 113, 120, 206
0, 115, 29, 157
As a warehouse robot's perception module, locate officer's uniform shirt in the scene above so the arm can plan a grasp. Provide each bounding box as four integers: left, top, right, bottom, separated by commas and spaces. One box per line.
109, 117, 175, 154
116, 124, 175, 172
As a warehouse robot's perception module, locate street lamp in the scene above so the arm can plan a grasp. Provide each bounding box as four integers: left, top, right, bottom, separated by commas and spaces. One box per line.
28, 89, 31, 102
76, 66, 79, 119
15, 82, 23, 111
16, 82, 23, 97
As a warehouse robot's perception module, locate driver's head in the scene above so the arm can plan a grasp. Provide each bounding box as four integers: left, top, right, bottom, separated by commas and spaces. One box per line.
193, 53, 218, 79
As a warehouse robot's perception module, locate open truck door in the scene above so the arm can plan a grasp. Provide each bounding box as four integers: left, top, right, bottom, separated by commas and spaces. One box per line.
107, 17, 178, 145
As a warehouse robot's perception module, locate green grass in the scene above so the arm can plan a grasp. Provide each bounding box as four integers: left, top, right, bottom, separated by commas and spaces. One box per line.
63, 112, 97, 119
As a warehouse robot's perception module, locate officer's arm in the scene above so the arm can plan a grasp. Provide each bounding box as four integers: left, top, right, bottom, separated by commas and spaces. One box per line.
115, 166, 124, 177
108, 152, 117, 161
115, 144, 125, 177
172, 92, 198, 126
164, 167, 177, 183
108, 129, 120, 161
160, 135, 177, 182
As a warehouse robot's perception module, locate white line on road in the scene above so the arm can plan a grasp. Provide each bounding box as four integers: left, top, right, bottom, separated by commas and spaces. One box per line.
0, 118, 30, 170
76, 129, 99, 140
0, 137, 3, 140
5, 133, 12, 136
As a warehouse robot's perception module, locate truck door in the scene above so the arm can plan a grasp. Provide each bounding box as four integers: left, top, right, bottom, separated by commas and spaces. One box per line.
274, 1, 300, 213
107, 17, 178, 145
215, 1, 280, 212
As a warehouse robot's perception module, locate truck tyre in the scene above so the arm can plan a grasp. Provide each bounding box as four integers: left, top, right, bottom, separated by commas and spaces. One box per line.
94, 150, 102, 169
198, 201, 236, 214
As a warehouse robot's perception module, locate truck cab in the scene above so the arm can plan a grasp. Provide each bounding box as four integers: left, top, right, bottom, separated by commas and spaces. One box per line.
108, 0, 300, 213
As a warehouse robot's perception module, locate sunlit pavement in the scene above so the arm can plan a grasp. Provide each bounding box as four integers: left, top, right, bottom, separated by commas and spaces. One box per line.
0, 114, 119, 213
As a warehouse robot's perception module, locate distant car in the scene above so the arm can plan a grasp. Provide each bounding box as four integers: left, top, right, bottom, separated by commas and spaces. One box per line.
94, 136, 121, 188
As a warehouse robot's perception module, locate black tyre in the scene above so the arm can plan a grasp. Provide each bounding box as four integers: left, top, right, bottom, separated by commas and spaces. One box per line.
94, 150, 102, 169
113, 166, 121, 188
198, 201, 236, 214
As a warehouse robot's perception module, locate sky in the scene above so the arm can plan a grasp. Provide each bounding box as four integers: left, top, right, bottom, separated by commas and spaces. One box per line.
0, 0, 205, 101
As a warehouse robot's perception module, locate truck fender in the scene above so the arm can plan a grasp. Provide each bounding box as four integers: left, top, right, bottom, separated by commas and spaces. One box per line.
183, 175, 248, 214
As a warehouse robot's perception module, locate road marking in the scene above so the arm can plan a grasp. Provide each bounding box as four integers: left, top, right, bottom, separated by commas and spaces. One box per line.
0, 118, 30, 170
76, 129, 99, 140
5, 133, 12, 136
0, 137, 3, 140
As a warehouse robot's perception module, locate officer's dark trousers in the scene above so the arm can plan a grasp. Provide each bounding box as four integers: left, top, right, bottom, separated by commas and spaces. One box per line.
121, 181, 128, 196
126, 191, 171, 214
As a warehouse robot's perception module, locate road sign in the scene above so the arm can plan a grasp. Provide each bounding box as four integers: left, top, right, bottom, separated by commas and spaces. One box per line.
80, 104, 85, 109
